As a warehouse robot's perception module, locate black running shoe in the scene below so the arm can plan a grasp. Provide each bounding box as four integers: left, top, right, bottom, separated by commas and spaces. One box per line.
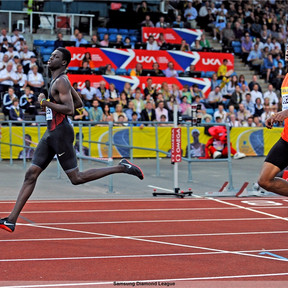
0, 218, 15, 233
119, 159, 144, 180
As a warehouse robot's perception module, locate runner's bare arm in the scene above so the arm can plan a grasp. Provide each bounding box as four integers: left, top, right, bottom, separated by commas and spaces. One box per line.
38, 77, 74, 115
70, 86, 83, 108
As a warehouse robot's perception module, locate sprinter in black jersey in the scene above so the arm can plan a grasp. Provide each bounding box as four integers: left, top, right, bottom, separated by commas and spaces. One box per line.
0, 48, 144, 233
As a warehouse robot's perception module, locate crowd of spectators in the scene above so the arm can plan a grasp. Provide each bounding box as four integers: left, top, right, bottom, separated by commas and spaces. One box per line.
0, 27, 42, 121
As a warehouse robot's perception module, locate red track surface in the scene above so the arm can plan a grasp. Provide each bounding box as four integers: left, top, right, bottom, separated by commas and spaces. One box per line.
1, 197, 288, 288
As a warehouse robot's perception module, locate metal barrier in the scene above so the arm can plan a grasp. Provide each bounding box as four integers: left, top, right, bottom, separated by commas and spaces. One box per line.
0, 10, 94, 35
0, 120, 234, 193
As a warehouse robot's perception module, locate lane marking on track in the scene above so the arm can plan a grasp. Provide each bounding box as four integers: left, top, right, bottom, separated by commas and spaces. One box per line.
2, 230, 288, 243
11, 222, 288, 263
17, 217, 276, 226
259, 251, 288, 260
2, 272, 288, 287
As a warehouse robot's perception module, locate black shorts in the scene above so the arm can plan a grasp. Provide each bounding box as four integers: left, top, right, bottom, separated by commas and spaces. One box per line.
265, 137, 288, 171
32, 119, 77, 173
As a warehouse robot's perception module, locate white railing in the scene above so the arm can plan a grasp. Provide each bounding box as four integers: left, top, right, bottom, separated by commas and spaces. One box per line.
0, 10, 95, 36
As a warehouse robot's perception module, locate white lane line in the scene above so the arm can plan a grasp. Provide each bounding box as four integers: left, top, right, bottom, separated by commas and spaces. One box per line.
22, 217, 275, 226
11, 222, 288, 263
2, 272, 288, 287
2, 230, 288, 243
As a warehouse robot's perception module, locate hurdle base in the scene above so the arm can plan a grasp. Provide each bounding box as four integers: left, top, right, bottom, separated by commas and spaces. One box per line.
153, 188, 193, 198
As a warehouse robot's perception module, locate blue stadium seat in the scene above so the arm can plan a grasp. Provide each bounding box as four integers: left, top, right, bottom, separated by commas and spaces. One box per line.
108, 28, 118, 34
99, 33, 105, 41
109, 34, 117, 42
68, 67, 78, 71
42, 54, 50, 62
98, 27, 108, 34
201, 71, 206, 77
40, 46, 54, 55
45, 40, 55, 47
128, 29, 139, 35
206, 108, 214, 116
205, 71, 215, 78
33, 39, 46, 47
130, 36, 138, 42
119, 29, 129, 35
116, 68, 127, 75
232, 41, 242, 55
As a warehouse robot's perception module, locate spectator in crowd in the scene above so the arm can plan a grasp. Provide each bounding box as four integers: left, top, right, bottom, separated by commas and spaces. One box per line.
1, 37, 9, 52
78, 61, 92, 74
190, 39, 202, 51
18, 134, 34, 159
207, 86, 223, 109
156, 16, 168, 28
241, 93, 255, 115
241, 32, 253, 64
19, 86, 37, 118
151, 62, 164, 77
179, 95, 191, 116
82, 52, 95, 69
100, 34, 109, 47
54, 32, 64, 49
88, 99, 103, 122
199, 33, 211, 50
115, 35, 124, 47
184, 0, 198, 29
132, 89, 145, 114
2, 86, 17, 117
253, 115, 263, 127
122, 82, 133, 102
197, 1, 210, 29
263, 84, 279, 112
75, 33, 88, 47
95, 80, 109, 107
9, 97, 24, 122
261, 53, 274, 83
243, 116, 256, 127
113, 104, 128, 122
123, 36, 133, 48
130, 63, 144, 76
222, 22, 235, 46
15, 64, 27, 95
5, 44, 20, 60
141, 101, 156, 122
0, 28, 11, 44
164, 62, 178, 78
102, 104, 113, 122
104, 64, 115, 75
251, 83, 263, 104
247, 43, 263, 69
227, 113, 241, 127
136, 1, 150, 19
107, 83, 119, 108
146, 35, 159, 51
144, 77, 156, 99
155, 101, 168, 122
0, 62, 18, 93
11, 28, 25, 50
20, 46, 35, 73
125, 101, 137, 121
213, 103, 227, 123
141, 15, 154, 27
81, 79, 97, 107
237, 103, 251, 125
217, 59, 233, 80
157, 33, 168, 50
27, 65, 44, 96
70, 28, 79, 41
271, 61, 285, 91
212, 11, 226, 43
191, 84, 204, 101
119, 92, 128, 110
90, 34, 101, 47
130, 112, 143, 127
160, 81, 171, 101
261, 103, 273, 125
248, 75, 262, 93
254, 97, 264, 118
228, 84, 242, 110
233, 21, 244, 41
172, 15, 184, 28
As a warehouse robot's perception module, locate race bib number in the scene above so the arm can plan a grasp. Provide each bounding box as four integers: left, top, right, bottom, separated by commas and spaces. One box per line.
46, 107, 53, 120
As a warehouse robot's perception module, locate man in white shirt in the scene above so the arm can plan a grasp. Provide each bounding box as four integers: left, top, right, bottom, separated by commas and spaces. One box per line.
250, 83, 263, 104
263, 83, 279, 111
213, 103, 227, 123
20, 45, 35, 68
0, 62, 18, 93
0, 28, 11, 44
11, 28, 25, 48
155, 101, 169, 122
146, 35, 159, 51
5, 44, 20, 61
81, 80, 97, 107
27, 65, 44, 95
